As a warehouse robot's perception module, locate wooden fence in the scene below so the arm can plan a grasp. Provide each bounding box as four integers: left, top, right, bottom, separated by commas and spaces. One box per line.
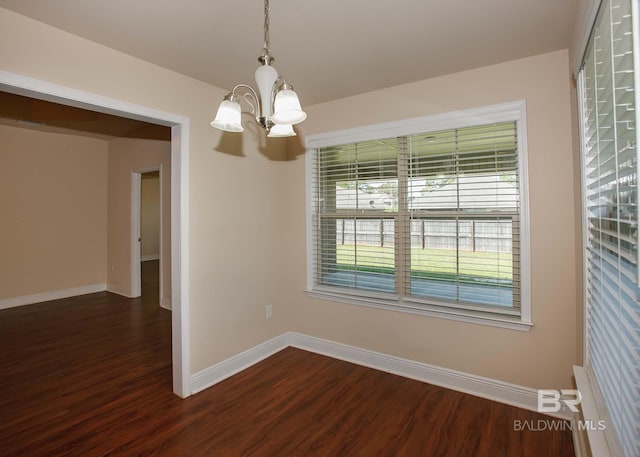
336, 218, 512, 253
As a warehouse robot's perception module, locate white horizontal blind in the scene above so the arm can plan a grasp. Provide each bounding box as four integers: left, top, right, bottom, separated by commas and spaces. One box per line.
313, 139, 399, 295
312, 122, 521, 313
405, 123, 520, 310
579, 0, 640, 455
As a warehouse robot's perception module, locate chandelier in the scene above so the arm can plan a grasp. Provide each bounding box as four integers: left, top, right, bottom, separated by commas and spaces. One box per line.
210, 0, 307, 137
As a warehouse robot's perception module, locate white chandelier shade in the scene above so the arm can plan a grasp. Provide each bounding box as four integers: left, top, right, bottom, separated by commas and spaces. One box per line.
272, 89, 307, 125
210, 97, 243, 132
267, 122, 296, 137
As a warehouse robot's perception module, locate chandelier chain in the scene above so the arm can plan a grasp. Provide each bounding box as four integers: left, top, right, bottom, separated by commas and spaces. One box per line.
263, 0, 270, 52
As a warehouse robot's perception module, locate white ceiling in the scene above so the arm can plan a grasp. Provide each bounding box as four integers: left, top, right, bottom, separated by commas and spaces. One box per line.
0, 0, 579, 105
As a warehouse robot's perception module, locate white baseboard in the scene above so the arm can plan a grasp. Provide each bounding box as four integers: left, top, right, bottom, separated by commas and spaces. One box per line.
160, 297, 172, 310
190, 333, 290, 394
0, 283, 107, 310
189, 331, 573, 421
107, 284, 134, 298
573, 365, 619, 457
572, 420, 590, 457
141, 254, 160, 262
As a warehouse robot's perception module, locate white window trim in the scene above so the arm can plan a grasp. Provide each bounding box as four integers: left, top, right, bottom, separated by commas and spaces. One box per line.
305, 101, 532, 331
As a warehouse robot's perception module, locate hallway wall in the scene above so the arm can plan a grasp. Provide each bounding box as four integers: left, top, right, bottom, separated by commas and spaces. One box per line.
0, 124, 108, 304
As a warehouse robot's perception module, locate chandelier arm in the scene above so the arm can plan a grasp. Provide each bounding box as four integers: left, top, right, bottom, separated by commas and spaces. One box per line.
270, 75, 286, 109
231, 84, 262, 118
273, 75, 285, 91
243, 93, 257, 116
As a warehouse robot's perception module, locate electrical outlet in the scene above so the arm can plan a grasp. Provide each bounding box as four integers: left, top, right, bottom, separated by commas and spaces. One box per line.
266, 305, 273, 320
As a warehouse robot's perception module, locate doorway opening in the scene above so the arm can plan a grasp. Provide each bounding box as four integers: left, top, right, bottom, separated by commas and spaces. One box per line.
0, 70, 190, 397
132, 168, 168, 308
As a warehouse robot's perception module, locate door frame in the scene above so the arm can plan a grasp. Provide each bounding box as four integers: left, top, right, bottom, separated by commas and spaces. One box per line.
0, 71, 191, 398
131, 166, 163, 301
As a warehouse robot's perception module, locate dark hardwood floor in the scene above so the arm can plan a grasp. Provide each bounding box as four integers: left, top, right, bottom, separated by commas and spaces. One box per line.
0, 262, 574, 456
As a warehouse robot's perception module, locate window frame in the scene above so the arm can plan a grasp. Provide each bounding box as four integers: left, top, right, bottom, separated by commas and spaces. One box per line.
305, 101, 532, 331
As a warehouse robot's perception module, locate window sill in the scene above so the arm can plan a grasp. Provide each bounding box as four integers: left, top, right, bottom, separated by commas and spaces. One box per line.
306, 288, 533, 332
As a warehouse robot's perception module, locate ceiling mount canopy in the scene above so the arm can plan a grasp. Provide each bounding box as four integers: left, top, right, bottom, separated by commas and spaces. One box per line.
210, 0, 306, 137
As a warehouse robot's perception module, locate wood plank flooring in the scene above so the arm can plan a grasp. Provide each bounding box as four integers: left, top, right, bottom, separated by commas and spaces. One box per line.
0, 262, 574, 456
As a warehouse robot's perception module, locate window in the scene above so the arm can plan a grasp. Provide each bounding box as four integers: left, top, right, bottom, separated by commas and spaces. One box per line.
306, 102, 531, 330
577, 0, 640, 455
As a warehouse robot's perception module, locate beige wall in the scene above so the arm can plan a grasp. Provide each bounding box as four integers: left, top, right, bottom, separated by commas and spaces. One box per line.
141, 174, 161, 258
107, 138, 170, 302
0, 124, 108, 299
287, 49, 579, 389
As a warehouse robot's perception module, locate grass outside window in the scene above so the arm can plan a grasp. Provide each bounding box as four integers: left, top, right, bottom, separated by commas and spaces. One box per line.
336, 244, 512, 286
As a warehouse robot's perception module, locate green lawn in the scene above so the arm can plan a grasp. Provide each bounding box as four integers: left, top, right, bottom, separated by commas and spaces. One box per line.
335, 244, 512, 282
